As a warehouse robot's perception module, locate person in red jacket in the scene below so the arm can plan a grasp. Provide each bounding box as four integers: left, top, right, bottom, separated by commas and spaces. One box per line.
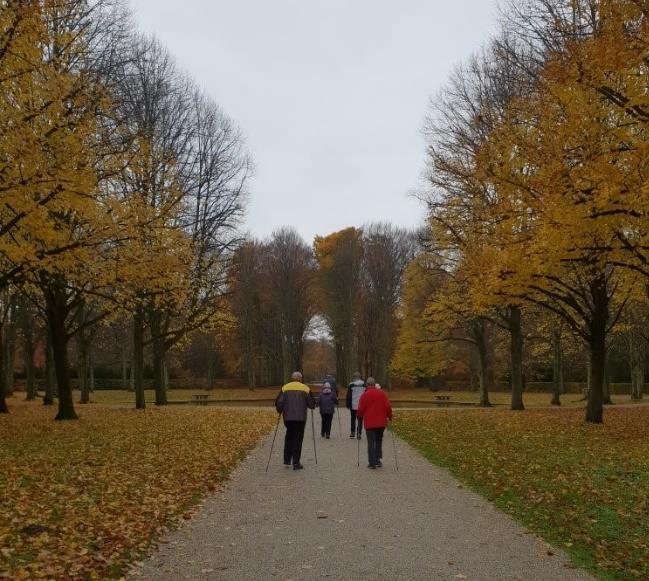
356, 377, 393, 469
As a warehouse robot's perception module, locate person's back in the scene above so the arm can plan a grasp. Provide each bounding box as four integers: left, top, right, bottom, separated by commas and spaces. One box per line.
318, 383, 337, 438
275, 372, 315, 469
357, 387, 392, 429
348, 380, 365, 410
318, 386, 337, 415
325, 375, 338, 398
346, 372, 366, 438
357, 378, 392, 468
277, 379, 314, 423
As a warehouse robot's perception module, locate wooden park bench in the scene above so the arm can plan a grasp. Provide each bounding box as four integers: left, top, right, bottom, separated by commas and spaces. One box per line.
191, 394, 210, 406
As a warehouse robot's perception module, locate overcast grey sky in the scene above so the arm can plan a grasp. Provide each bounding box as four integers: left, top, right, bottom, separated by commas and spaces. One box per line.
132, 0, 498, 243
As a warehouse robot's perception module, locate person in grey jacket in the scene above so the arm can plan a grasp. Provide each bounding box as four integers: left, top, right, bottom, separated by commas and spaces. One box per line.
345, 371, 366, 439
318, 382, 337, 438
275, 371, 316, 470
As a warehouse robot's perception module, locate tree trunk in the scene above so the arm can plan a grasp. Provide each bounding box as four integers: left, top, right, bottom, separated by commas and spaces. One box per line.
45, 287, 77, 420
77, 318, 89, 404
474, 319, 492, 407
550, 328, 563, 406
629, 335, 644, 400
89, 350, 94, 393
133, 309, 145, 410
23, 310, 36, 401
602, 351, 612, 405
121, 348, 128, 390
43, 328, 56, 406
585, 278, 608, 424
0, 320, 7, 414
3, 297, 16, 396
152, 339, 167, 405
508, 306, 525, 411
245, 357, 255, 391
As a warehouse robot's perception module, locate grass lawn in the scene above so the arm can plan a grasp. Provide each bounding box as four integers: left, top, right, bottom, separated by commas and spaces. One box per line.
0, 400, 275, 579
394, 407, 649, 580
88, 386, 645, 408
91, 387, 280, 405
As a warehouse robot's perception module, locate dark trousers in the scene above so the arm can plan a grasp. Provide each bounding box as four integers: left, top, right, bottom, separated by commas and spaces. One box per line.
366, 427, 385, 466
284, 420, 306, 465
320, 413, 333, 437
350, 409, 363, 435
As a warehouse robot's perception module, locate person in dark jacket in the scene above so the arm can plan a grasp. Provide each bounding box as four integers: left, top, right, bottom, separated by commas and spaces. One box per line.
325, 374, 338, 397
275, 371, 316, 470
357, 377, 392, 469
318, 382, 337, 438
346, 371, 366, 439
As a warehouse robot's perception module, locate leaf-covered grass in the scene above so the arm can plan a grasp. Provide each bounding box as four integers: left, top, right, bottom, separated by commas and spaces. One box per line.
394, 407, 649, 580
91, 388, 280, 405
89, 387, 637, 407
0, 400, 275, 579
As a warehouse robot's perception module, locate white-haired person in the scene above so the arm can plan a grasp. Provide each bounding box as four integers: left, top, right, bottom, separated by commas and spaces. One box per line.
357, 377, 392, 469
275, 371, 315, 470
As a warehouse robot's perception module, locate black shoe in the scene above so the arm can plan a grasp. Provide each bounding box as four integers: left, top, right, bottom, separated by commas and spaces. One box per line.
367, 464, 377, 469
350, 433, 355, 438
293, 463, 304, 470
326, 435, 330, 439
356, 432, 362, 440
376, 460, 383, 467
284, 462, 291, 467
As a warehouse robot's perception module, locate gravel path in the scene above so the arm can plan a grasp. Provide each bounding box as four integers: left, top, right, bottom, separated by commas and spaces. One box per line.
131, 409, 593, 581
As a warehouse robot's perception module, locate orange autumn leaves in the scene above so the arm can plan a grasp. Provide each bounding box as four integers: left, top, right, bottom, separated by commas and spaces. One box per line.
395, 407, 649, 579
0, 402, 275, 579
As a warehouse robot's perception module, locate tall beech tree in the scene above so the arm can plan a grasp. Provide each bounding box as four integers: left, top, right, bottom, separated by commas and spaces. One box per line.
313, 228, 364, 386
357, 223, 415, 387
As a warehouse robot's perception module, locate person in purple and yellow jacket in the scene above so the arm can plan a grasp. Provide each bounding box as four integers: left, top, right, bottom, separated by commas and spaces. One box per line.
275, 371, 315, 470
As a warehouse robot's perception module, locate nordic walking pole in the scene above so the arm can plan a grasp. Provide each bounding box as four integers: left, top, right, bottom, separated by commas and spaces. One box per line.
336, 404, 342, 438
390, 423, 399, 472
357, 425, 360, 468
311, 408, 318, 464
265, 413, 281, 473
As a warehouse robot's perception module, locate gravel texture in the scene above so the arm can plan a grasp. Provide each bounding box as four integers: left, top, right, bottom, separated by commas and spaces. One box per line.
131, 409, 593, 581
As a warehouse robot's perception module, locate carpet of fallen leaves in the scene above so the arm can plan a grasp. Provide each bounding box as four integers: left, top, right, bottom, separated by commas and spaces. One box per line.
394, 407, 649, 581
0, 400, 275, 579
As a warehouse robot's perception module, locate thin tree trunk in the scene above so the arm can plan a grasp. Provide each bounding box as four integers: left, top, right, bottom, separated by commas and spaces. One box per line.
629, 334, 644, 400
550, 328, 563, 406
4, 301, 16, 396
133, 309, 145, 410
603, 351, 612, 405
77, 312, 89, 404
45, 288, 77, 420
121, 348, 128, 390
89, 350, 94, 393
509, 306, 525, 411
585, 279, 608, 424
23, 308, 37, 401
0, 320, 7, 414
474, 319, 491, 407
43, 328, 56, 406
152, 339, 167, 405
